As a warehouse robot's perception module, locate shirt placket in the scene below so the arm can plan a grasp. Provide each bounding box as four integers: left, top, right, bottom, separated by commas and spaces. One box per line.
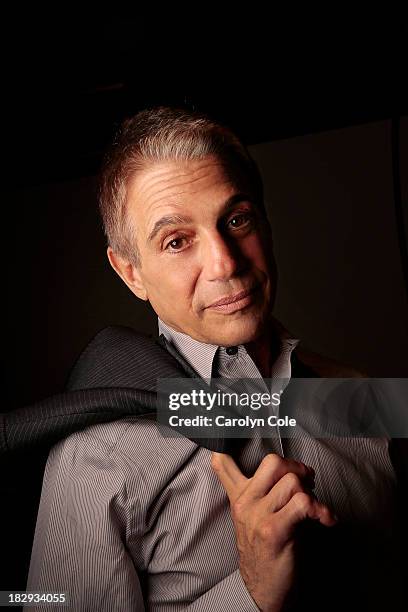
215, 346, 286, 458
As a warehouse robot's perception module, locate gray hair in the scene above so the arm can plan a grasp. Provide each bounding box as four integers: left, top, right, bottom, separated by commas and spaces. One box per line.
99, 106, 265, 267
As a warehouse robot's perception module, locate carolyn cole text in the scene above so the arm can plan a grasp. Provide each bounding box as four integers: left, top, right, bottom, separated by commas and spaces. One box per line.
168, 415, 297, 428
168, 389, 282, 411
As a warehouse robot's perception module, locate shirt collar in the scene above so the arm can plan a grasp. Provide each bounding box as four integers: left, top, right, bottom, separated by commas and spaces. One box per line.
157, 316, 300, 381
158, 318, 218, 380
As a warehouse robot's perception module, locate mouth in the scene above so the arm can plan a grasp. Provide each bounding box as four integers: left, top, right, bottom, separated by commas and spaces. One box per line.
206, 285, 260, 313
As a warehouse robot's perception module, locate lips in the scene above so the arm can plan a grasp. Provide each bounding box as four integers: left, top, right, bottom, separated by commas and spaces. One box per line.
207, 286, 258, 308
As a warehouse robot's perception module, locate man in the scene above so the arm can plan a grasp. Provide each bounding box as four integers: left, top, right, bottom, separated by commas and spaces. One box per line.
26, 107, 405, 611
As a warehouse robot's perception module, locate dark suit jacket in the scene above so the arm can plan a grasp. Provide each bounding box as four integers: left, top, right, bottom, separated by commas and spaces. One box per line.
2, 324, 407, 489
2, 324, 407, 471
0, 325, 323, 455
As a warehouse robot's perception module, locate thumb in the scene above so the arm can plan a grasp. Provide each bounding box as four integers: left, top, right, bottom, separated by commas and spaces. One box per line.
210, 452, 248, 503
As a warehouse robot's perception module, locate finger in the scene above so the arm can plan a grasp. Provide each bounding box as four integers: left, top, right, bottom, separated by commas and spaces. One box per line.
210, 452, 248, 502
277, 491, 337, 537
239, 453, 315, 502
261, 471, 313, 513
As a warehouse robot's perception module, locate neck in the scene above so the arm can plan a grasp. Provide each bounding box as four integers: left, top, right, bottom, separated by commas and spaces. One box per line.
244, 319, 280, 378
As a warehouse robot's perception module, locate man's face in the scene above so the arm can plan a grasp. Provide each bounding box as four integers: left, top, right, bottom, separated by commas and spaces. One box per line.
125, 156, 277, 346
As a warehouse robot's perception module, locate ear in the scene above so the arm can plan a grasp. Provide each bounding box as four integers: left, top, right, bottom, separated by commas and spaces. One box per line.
106, 246, 148, 301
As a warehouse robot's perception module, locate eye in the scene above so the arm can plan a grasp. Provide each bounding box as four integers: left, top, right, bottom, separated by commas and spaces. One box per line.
227, 211, 254, 230
164, 235, 189, 252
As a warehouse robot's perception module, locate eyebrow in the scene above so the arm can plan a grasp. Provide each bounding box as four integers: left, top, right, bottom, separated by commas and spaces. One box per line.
147, 193, 252, 243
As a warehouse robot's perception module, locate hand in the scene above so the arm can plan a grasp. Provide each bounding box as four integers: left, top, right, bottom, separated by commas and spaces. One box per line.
210, 452, 337, 612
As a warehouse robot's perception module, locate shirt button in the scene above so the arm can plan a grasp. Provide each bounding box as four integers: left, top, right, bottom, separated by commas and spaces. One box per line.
226, 346, 238, 355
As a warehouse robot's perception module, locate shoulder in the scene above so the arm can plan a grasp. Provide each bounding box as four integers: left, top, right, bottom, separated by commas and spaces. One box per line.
65, 325, 172, 390
294, 345, 367, 378
270, 316, 367, 378
47, 417, 199, 502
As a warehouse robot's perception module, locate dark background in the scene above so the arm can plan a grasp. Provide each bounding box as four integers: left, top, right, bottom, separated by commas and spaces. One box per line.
2, 11, 408, 593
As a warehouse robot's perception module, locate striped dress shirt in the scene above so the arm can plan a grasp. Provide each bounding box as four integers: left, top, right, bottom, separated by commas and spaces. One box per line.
26, 319, 405, 611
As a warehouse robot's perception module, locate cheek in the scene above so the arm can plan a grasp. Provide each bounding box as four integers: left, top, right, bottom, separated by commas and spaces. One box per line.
243, 236, 271, 269
145, 260, 198, 302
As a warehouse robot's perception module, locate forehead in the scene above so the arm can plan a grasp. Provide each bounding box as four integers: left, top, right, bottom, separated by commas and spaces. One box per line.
128, 156, 236, 205
127, 156, 236, 217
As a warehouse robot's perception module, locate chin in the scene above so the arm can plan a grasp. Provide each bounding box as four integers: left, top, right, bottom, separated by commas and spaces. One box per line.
209, 316, 265, 347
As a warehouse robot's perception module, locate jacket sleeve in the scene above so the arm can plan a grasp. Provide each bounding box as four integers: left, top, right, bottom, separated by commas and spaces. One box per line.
26, 432, 146, 612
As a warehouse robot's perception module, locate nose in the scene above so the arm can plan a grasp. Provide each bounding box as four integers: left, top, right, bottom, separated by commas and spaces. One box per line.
201, 230, 245, 281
